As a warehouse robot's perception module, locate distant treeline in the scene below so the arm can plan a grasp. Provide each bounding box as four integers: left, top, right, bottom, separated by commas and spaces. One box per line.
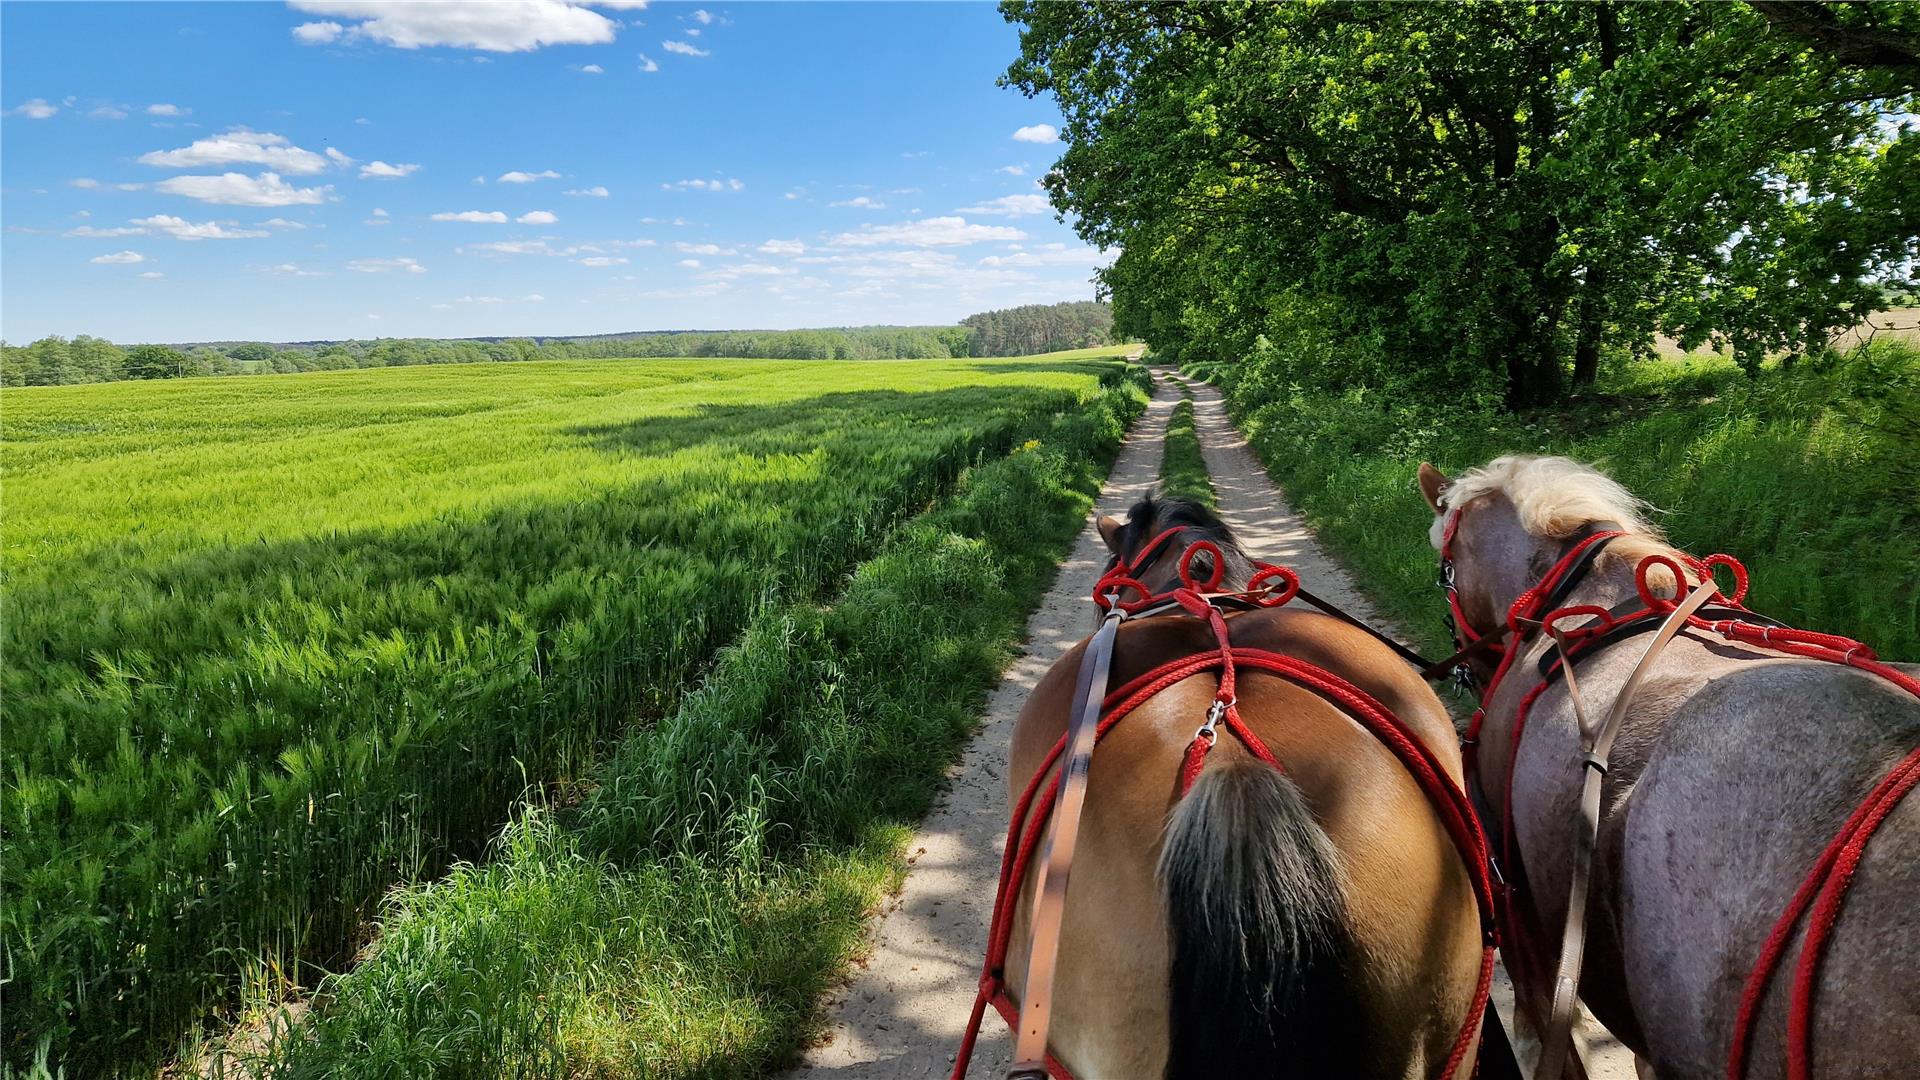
962, 301, 1113, 357
0, 304, 1116, 386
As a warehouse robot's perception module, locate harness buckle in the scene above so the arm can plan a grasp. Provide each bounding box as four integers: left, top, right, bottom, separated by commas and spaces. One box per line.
1194, 697, 1231, 743
1580, 752, 1609, 776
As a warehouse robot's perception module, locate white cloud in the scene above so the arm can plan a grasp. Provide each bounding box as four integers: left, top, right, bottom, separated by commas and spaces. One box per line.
132, 214, 271, 240
431, 209, 510, 223
517, 210, 558, 224
576, 63, 604, 73
576, 255, 627, 266
758, 238, 805, 256
465, 238, 564, 256
261, 217, 311, 229
661, 38, 708, 56
288, 1, 618, 52
522, 292, 545, 301
89, 104, 129, 120
690, 9, 713, 24
499, 169, 561, 183
674, 241, 735, 255
360, 160, 421, 179
293, 20, 346, 43
69, 178, 103, 190
565, 185, 610, 197
830, 196, 886, 209
978, 243, 1113, 268
116, 183, 147, 191
269, 262, 327, 276
140, 129, 332, 174
831, 216, 1026, 248
1011, 123, 1059, 144
65, 225, 147, 238
678, 258, 701, 268
455, 294, 506, 303
997, 164, 1027, 176
146, 103, 187, 117
684, 27, 701, 37
637, 53, 660, 72
9, 99, 59, 119
364, 207, 392, 225
355, 116, 372, 125
662, 177, 743, 191
325, 147, 354, 166
348, 256, 427, 273
155, 172, 333, 207
90, 251, 146, 265
955, 194, 1052, 217
138, 271, 164, 279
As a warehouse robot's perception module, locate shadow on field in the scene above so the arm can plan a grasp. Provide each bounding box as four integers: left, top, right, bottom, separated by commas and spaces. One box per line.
6, 382, 1083, 1075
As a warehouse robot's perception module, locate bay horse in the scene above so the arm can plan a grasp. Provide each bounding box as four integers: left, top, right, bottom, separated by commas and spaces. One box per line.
1418, 455, 1920, 1079
980, 495, 1488, 1079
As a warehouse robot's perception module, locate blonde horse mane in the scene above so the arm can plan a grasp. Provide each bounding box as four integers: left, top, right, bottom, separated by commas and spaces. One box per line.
1431, 455, 1691, 585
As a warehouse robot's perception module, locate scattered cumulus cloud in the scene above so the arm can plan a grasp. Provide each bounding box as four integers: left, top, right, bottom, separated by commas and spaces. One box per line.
576, 255, 627, 266
261, 217, 311, 229
431, 210, 509, 223
348, 256, 427, 273
146, 103, 187, 117
663, 177, 743, 191
286, 1, 618, 53
1011, 123, 1059, 144
831, 196, 886, 209
997, 164, 1028, 176
955, 193, 1052, 217
565, 185, 610, 197
154, 171, 333, 207
139, 129, 333, 174
10, 99, 60, 119
360, 160, 421, 179
831, 216, 1026, 247
89, 104, 130, 120
690, 9, 713, 24
978, 243, 1113, 268
679, 258, 701, 268
138, 271, 164, 279
758, 238, 805, 256
90, 251, 146, 264
133, 214, 271, 240
517, 210, 558, 224
661, 39, 708, 56
325, 147, 354, 166
269, 262, 327, 276
292, 20, 345, 44
637, 53, 660, 72
499, 169, 561, 183
70, 178, 103, 190
674, 242, 735, 255
575, 63, 604, 73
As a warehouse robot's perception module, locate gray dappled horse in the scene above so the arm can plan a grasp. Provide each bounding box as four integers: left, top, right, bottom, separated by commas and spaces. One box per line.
1419, 455, 1919, 1079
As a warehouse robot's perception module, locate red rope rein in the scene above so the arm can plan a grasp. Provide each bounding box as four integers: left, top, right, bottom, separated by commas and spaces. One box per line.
1442, 514, 1919, 1078
953, 537, 1497, 1080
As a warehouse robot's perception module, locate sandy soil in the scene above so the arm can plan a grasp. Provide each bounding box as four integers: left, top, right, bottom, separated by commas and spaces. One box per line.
781, 368, 1636, 1080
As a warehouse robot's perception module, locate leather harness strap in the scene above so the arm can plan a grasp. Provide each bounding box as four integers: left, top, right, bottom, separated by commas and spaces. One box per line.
1008, 609, 1122, 1080
1534, 580, 1722, 1080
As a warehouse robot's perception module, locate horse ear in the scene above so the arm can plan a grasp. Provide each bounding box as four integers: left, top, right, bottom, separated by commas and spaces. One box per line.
1417, 462, 1450, 514
1097, 514, 1125, 552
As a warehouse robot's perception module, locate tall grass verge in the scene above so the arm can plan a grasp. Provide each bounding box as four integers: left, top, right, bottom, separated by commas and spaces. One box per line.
1209, 343, 1919, 659
1157, 392, 1215, 508
239, 371, 1151, 1078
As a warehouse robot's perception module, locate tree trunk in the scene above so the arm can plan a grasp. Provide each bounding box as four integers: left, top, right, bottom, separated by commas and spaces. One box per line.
1572, 265, 1609, 388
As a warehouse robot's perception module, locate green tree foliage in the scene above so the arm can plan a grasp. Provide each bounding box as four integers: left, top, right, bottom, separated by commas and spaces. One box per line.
1003, 1, 1920, 407
961, 300, 1115, 355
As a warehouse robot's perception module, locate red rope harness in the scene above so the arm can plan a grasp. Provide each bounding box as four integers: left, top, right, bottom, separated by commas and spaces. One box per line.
1441, 512, 1920, 1078
953, 534, 1498, 1080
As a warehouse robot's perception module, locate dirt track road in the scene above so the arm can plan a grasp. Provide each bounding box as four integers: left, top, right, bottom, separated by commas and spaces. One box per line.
782, 368, 1635, 1079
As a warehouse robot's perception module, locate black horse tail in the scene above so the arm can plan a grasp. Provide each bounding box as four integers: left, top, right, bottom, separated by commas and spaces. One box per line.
1158, 759, 1365, 1079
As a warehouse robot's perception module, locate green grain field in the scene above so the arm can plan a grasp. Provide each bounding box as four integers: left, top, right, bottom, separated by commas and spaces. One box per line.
0, 353, 1136, 1074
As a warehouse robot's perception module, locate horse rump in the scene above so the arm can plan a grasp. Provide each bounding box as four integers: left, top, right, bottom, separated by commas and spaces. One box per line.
1158, 759, 1363, 1079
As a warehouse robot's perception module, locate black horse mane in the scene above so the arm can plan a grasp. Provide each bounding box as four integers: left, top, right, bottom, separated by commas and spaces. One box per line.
1113, 492, 1248, 569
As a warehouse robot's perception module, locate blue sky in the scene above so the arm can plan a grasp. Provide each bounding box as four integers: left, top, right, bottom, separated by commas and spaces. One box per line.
1, 1, 1106, 343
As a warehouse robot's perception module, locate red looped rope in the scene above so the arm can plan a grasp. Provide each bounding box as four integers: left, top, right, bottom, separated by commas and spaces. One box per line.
1447, 527, 1918, 1079
954, 539, 1497, 1080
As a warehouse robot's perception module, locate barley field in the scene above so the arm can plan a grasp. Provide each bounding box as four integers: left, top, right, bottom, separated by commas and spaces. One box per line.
0, 352, 1133, 1073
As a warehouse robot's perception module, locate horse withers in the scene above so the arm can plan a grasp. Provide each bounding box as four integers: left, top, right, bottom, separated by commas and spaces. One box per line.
1419, 455, 1920, 1079
984, 496, 1489, 1079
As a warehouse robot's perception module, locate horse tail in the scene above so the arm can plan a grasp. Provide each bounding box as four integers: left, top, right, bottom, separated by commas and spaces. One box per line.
1158, 758, 1364, 1079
